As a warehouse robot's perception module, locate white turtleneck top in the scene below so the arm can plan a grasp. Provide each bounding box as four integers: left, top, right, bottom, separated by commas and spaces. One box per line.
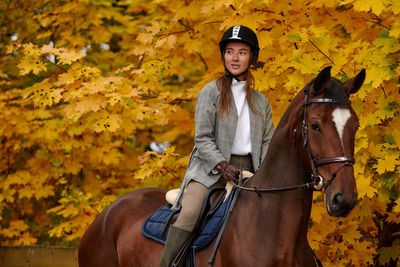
231, 79, 251, 155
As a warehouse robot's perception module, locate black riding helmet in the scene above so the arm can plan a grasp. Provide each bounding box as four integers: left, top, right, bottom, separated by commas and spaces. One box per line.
219, 25, 260, 67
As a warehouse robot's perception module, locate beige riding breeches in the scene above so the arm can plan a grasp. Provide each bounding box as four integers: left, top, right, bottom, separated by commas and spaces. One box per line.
173, 154, 253, 232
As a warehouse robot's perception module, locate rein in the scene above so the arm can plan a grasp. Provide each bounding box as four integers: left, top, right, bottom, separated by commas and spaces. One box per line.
233, 82, 355, 194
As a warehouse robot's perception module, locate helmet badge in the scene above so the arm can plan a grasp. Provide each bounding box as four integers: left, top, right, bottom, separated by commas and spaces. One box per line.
231, 25, 241, 39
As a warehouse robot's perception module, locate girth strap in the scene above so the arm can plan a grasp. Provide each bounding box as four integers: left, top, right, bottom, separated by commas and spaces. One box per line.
208, 177, 247, 266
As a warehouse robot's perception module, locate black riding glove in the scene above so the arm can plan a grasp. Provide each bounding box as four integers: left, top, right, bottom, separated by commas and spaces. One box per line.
216, 161, 240, 183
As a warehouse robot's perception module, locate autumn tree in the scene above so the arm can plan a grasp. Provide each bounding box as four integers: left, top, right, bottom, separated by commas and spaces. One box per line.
1, 0, 399, 265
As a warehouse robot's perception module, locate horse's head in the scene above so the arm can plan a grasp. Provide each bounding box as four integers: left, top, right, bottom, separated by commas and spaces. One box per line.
296, 66, 365, 217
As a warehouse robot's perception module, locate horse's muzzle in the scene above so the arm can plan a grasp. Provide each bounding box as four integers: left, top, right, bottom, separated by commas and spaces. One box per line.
326, 191, 357, 217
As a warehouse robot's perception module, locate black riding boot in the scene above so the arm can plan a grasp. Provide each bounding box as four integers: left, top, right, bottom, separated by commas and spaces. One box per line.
160, 225, 192, 267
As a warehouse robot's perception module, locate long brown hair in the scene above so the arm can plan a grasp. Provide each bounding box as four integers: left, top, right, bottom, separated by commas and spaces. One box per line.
216, 70, 260, 118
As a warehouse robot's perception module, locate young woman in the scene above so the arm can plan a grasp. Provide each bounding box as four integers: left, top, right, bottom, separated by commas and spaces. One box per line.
160, 25, 275, 266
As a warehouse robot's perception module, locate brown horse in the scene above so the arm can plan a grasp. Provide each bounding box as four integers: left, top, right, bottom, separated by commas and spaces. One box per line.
78, 66, 366, 266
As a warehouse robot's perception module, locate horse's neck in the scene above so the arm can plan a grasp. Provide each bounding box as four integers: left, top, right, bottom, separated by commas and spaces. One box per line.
230, 102, 313, 256
259, 130, 305, 186
255, 99, 307, 189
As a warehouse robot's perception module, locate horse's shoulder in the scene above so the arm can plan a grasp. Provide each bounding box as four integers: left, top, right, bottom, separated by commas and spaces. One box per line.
102, 188, 166, 216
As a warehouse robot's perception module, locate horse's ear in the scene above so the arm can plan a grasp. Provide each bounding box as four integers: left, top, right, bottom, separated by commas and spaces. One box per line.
342, 69, 366, 96
313, 66, 332, 94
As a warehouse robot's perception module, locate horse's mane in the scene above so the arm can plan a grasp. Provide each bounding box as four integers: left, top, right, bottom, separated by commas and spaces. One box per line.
306, 77, 349, 105
324, 78, 349, 104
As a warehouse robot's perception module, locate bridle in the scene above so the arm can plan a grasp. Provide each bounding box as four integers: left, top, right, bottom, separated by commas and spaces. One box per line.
233, 82, 355, 194
300, 82, 355, 191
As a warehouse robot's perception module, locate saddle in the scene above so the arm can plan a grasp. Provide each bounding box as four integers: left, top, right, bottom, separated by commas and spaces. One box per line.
164, 186, 227, 234
142, 171, 253, 266
142, 185, 235, 250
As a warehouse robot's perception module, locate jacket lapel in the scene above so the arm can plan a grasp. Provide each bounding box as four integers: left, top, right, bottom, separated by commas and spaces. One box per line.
228, 94, 238, 142
250, 94, 261, 156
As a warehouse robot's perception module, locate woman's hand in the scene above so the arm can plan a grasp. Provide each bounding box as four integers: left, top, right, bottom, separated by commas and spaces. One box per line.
216, 161, 240, 183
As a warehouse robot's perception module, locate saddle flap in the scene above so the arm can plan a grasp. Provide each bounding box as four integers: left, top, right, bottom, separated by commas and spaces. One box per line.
142, 187, 236, 252
195, 187, 226, 233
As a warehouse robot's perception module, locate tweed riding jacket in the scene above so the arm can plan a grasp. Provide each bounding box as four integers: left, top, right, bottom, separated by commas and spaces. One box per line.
172, 79, 275, 210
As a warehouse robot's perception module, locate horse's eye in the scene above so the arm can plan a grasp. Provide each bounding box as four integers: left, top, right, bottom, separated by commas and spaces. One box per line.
310, 121, 321, 132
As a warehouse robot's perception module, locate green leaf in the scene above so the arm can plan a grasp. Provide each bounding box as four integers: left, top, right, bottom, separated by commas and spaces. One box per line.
379, 30, 390, 38
122, 96, 134, 107
384, 135, 396, 145
54, 158, 62, 167
287, 33, 302, 42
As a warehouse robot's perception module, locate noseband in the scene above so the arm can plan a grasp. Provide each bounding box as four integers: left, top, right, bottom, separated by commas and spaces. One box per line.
301, 83, 355, 191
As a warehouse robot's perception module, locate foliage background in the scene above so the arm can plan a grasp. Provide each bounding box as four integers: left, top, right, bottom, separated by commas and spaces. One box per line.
1, 0, 400, 265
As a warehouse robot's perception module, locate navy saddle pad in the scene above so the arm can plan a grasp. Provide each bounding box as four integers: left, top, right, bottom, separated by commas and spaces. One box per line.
142, 189, 235, 251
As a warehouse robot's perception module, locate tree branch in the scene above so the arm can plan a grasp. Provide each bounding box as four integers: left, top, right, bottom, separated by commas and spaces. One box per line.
197, 52, 208, 72
308, 38, 346, 75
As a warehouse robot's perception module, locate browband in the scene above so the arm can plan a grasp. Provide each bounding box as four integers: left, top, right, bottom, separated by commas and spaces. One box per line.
305, 98, 351, 105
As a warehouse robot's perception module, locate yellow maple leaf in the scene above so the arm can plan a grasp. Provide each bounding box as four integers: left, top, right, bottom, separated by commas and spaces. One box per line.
364, 63, 392, 88
373, 35, 400, 55
40, 44, 58, 54
57, 70, 80, 86
4, 171, 32, 187
6, 42, 22, 54
366, 142, 385, 158
375, 154, 399, 174
18, 232, 37, 245
284, 73, 305, 91
17, 55, 47, 75
353, 44, 374, 65
92, 113, 121, 133
134, 165, 155, 180
155, 37, 167, 48
75, 97, 105, 114
390, 0, 400, 14
389, 20, 400, 38
390, 128, 400, 148
1, 220, 29, 238
290, 52, 323, 75
349, 0, 388, 15
219, 13, 264, 34
393, 201, 400, 213
34, 185, 55, 200
357, 175, 377, 198
375, 95, 396, 120
257, 31, 274, 49
342, 227, 363, 243
58, 205, 80, 218
56, 48, 86, 65
359, 112, 380, 129
137, 34, 155, 45
355, 136, 369, 153
19, 186, 35, 199
386, 212, 400, 223
167, 35, 177, 49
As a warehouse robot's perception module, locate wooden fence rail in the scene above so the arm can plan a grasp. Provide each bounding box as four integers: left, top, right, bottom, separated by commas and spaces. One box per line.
0, 246, 78, 267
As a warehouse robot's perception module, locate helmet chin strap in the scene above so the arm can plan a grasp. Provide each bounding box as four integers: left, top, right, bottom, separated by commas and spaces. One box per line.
225, 68, 248, 81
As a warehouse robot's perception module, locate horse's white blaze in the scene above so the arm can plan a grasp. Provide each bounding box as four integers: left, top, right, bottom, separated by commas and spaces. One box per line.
332, 108, 351, 147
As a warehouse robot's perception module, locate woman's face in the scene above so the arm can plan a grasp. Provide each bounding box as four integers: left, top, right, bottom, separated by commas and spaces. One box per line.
224, 42, 251, 81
